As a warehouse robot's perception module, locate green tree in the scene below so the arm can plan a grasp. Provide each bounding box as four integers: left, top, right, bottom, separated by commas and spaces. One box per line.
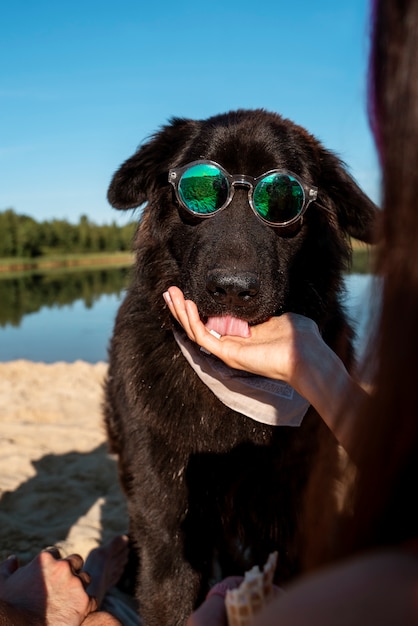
0, 208, 137, 258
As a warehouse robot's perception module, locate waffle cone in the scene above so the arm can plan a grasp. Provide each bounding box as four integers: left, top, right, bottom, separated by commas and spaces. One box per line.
225, 552, 278, 626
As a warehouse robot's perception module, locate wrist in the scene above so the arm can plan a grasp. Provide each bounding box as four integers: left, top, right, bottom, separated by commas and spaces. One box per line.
297, 341, 360, 452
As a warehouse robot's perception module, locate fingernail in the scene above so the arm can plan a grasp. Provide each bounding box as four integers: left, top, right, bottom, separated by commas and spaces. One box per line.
163, 291, 172, 305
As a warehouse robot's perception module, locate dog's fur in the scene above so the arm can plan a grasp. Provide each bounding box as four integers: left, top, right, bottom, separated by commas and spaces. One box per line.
104, 109, 377, 626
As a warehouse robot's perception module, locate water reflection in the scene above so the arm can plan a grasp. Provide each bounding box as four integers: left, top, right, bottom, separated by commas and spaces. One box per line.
0, 268, 378, 363
0, 266, 131, 328
0, 267, 132, 362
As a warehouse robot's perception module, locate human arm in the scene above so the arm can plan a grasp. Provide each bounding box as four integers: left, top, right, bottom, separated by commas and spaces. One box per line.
252, 549, 418, 626
163, 287, 368, 455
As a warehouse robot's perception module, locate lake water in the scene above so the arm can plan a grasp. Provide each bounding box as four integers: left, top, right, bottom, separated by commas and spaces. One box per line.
0, 269, 377, 363
0, 293, 122, 363
0, 267, 130, 363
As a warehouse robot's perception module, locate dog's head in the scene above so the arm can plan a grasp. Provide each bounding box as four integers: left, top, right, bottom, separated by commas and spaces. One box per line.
108, 109, 378, 335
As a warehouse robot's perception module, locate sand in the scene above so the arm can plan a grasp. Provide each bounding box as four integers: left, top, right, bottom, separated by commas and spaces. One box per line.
0, 360, 129, 564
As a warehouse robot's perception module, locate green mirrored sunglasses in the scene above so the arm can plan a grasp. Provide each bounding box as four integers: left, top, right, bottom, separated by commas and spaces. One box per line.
168, 160, 318, 227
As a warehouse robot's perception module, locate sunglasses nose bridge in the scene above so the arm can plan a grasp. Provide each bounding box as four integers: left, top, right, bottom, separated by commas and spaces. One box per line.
230, 174, 253, 188
230, 176, 254, 203
229, 174, 254, 214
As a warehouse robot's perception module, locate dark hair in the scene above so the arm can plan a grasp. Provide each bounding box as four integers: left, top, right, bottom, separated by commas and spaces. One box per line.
341, 0, 418, 553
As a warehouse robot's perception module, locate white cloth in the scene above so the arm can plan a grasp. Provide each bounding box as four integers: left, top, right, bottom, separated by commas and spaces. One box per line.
173, 329, 309, 427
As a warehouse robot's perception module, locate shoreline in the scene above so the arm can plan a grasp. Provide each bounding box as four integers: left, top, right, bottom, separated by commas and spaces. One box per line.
0, 252, 134, 274
0, 243, 374, 275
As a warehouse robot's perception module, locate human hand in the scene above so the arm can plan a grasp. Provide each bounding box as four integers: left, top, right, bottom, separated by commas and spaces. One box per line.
163, 286, 361, 453
163, 286, 323, 394
186, 577, 244, 626
0, 548, 97, 626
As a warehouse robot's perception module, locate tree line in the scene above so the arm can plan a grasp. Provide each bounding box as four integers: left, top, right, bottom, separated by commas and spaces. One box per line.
0, 208, 137, 258
0, 266, 130, 327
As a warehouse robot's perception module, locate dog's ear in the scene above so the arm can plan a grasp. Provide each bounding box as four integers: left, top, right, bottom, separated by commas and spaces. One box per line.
318, 151, 380, 244
107, 117, 200, 210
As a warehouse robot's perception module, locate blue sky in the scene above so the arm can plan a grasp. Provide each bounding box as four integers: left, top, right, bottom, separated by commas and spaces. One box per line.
1, 0, 379, 225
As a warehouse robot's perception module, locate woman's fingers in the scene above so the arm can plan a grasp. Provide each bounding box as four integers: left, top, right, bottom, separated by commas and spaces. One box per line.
164, 287, 208, 344
163, 288, 191, 334
165, 287, 255, 361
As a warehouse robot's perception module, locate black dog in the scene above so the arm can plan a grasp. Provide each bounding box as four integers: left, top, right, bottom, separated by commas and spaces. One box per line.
104, 109, 376, 625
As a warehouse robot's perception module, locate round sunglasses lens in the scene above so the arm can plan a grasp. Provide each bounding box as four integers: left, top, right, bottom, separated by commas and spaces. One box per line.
178, 163, 228, 214
253, 174, 304, 224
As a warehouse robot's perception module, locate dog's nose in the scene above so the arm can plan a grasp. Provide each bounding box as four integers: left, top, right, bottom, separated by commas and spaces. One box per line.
206, 270, 260, 305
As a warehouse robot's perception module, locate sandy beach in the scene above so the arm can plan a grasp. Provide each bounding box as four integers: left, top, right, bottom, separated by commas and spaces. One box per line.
0, 360, 129, 564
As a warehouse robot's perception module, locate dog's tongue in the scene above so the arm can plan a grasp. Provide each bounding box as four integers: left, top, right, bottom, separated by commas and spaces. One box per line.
205, 315, 251, 338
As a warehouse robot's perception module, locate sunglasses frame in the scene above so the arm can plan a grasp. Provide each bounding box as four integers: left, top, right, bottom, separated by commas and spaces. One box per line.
168, 159, 318, 228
